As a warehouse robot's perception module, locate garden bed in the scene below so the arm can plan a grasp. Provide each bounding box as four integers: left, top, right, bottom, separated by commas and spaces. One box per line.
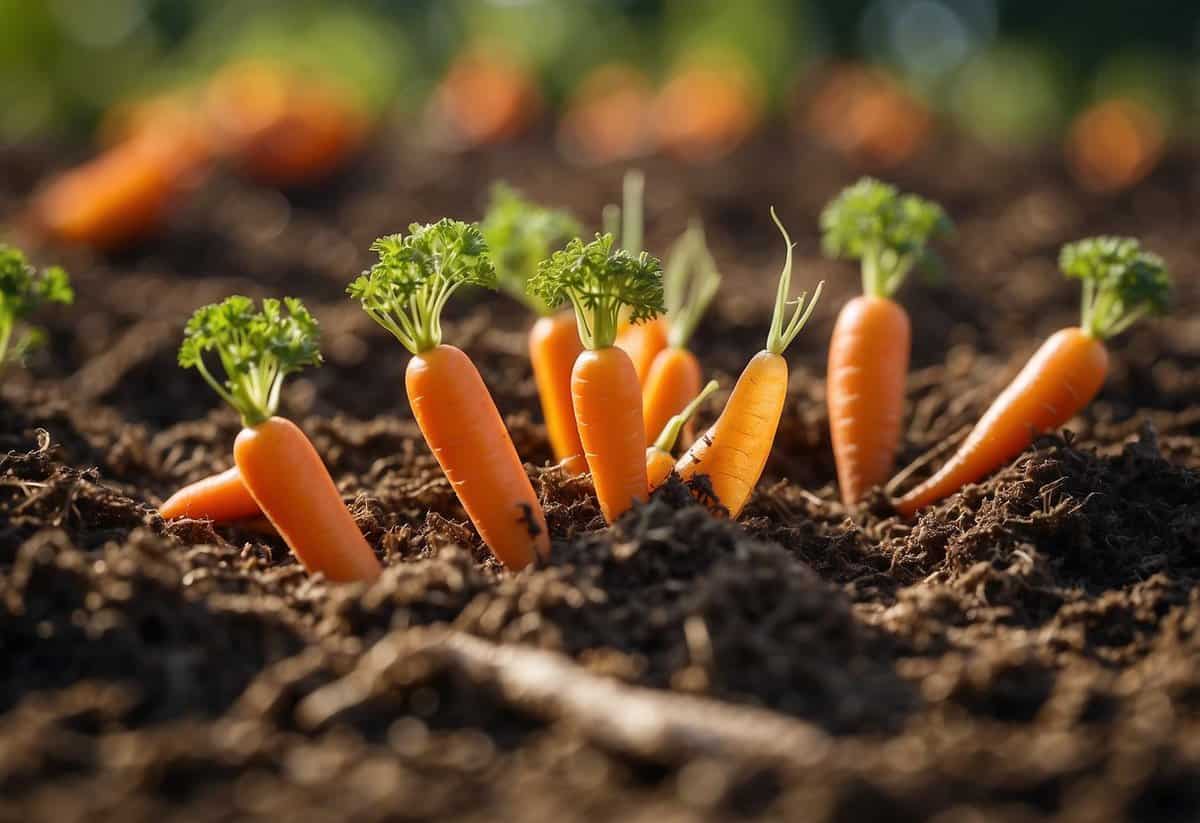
2, 129, 1199, 821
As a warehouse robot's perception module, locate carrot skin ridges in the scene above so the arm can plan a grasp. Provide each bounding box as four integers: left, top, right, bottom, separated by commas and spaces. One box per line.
642, 346, 703, 448
828, 295, 911, 504
159, 465, 260, 522
615, 316, 669, 384
894, 327, 1109, 516
646, 446, 675, 492
573, 346, 649, 523
234, 417, 381, 583
407, 344, 549, 569
529, 312, 586, 473
676, 350, 788, 519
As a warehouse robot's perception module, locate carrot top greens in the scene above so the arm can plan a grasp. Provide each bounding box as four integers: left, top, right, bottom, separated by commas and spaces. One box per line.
663, 220, 721, 349
527, 233, 664, 350
1060, 236, 1171, 340
820, 178, 951, 299
480, 184, 580, 316
765, 209, 822, 356
0, 245, 72, 370
179, 296, 321, 428
348, 219, 496, 354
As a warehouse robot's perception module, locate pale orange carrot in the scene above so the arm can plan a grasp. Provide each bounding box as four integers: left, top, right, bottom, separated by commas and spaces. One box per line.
350, 220, 549, 569
821, 179, 951, 504
894, 236, 1170, 516
676, 210, 822, 518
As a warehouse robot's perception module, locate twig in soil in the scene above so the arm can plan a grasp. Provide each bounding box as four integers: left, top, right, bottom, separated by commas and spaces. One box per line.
296, 628, 830, 765
885, 424, 971, 498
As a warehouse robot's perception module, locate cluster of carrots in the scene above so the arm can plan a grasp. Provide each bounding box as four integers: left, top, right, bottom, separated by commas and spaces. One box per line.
12, 174, 1169, 585
28, 60, 368, 251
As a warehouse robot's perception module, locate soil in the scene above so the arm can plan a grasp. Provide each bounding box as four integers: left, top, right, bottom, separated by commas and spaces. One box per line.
1, 128, 1199, 822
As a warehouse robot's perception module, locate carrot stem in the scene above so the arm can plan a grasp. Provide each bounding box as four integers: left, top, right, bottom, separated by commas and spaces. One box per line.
653, 379, 718, 453
765, 208, 823, 356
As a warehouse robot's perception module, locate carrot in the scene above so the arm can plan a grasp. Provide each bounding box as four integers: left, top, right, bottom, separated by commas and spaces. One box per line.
894, 236, 1171, 516
821, 179, 952, 504
0, 245, 72, 372
31, 129, 208, 250
676, 210, 823, 519
528, 232, 665, 524
480, 184, 585, 473
177, 296, 380, 582
158, 467, 260, 522
350, 220, 549, 569
642, 220, 721, 446
647, 380, 718, 492
206, 60, 369, 186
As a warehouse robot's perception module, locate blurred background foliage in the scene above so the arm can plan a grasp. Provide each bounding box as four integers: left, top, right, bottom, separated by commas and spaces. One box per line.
1, 0, 1197, 148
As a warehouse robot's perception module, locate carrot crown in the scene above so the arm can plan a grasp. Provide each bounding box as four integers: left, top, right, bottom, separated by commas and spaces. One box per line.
820, 178, 951, 299
480, 183, 580, 316
653, 379, 718, 454
527, 233, 664, 350
348, 219, 497, 354
1060, 236, 1171, 340
765, 208, 823, 356
0, 245, 72, 370
179, 296, 321, 428
663, 220, 721, 348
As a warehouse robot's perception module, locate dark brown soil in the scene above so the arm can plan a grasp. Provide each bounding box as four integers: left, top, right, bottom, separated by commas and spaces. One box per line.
1, 129, 1199, 821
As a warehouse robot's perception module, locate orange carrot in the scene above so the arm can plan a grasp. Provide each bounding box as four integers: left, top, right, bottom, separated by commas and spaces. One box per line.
176, 296, 380, 582
31, 128, 208, 250
821, 179, 951, 504
480, 185, 585, 473
159, 466, 260, 522
642, 221, 721, 446
894, 236, 1171, 516
350, 220, 549, 569
647, 380, 718, 491
617, 316, 669, 383
676, 210, 823, 518
428, 46, 542, 147
206, 60, 369, 186
529, 232, 665, 524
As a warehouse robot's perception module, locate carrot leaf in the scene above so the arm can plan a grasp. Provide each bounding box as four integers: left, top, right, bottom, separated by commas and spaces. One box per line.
820, 178, 951, 298
349, 219, 496, 354
480, 183, 580, 316
179, 296, 321, 428
766, 208, 823, 356
0, 244, 72, 370
1060, 236, 1171, 339
663, 220, 721, 348
527, 233, 664, 350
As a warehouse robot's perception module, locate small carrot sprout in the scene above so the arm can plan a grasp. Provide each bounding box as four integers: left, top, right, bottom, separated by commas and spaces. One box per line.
480, 184, 581, 316
820, 178, 951, 298
179, 296, 321, 428
766, 208, 823, 356
663, 220, 721, 348
1061, 236, 1171, 340
528, 233, 664, 350
0, 245, 72, 369
654, 379, 718, 454
348, 219, 496, 354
